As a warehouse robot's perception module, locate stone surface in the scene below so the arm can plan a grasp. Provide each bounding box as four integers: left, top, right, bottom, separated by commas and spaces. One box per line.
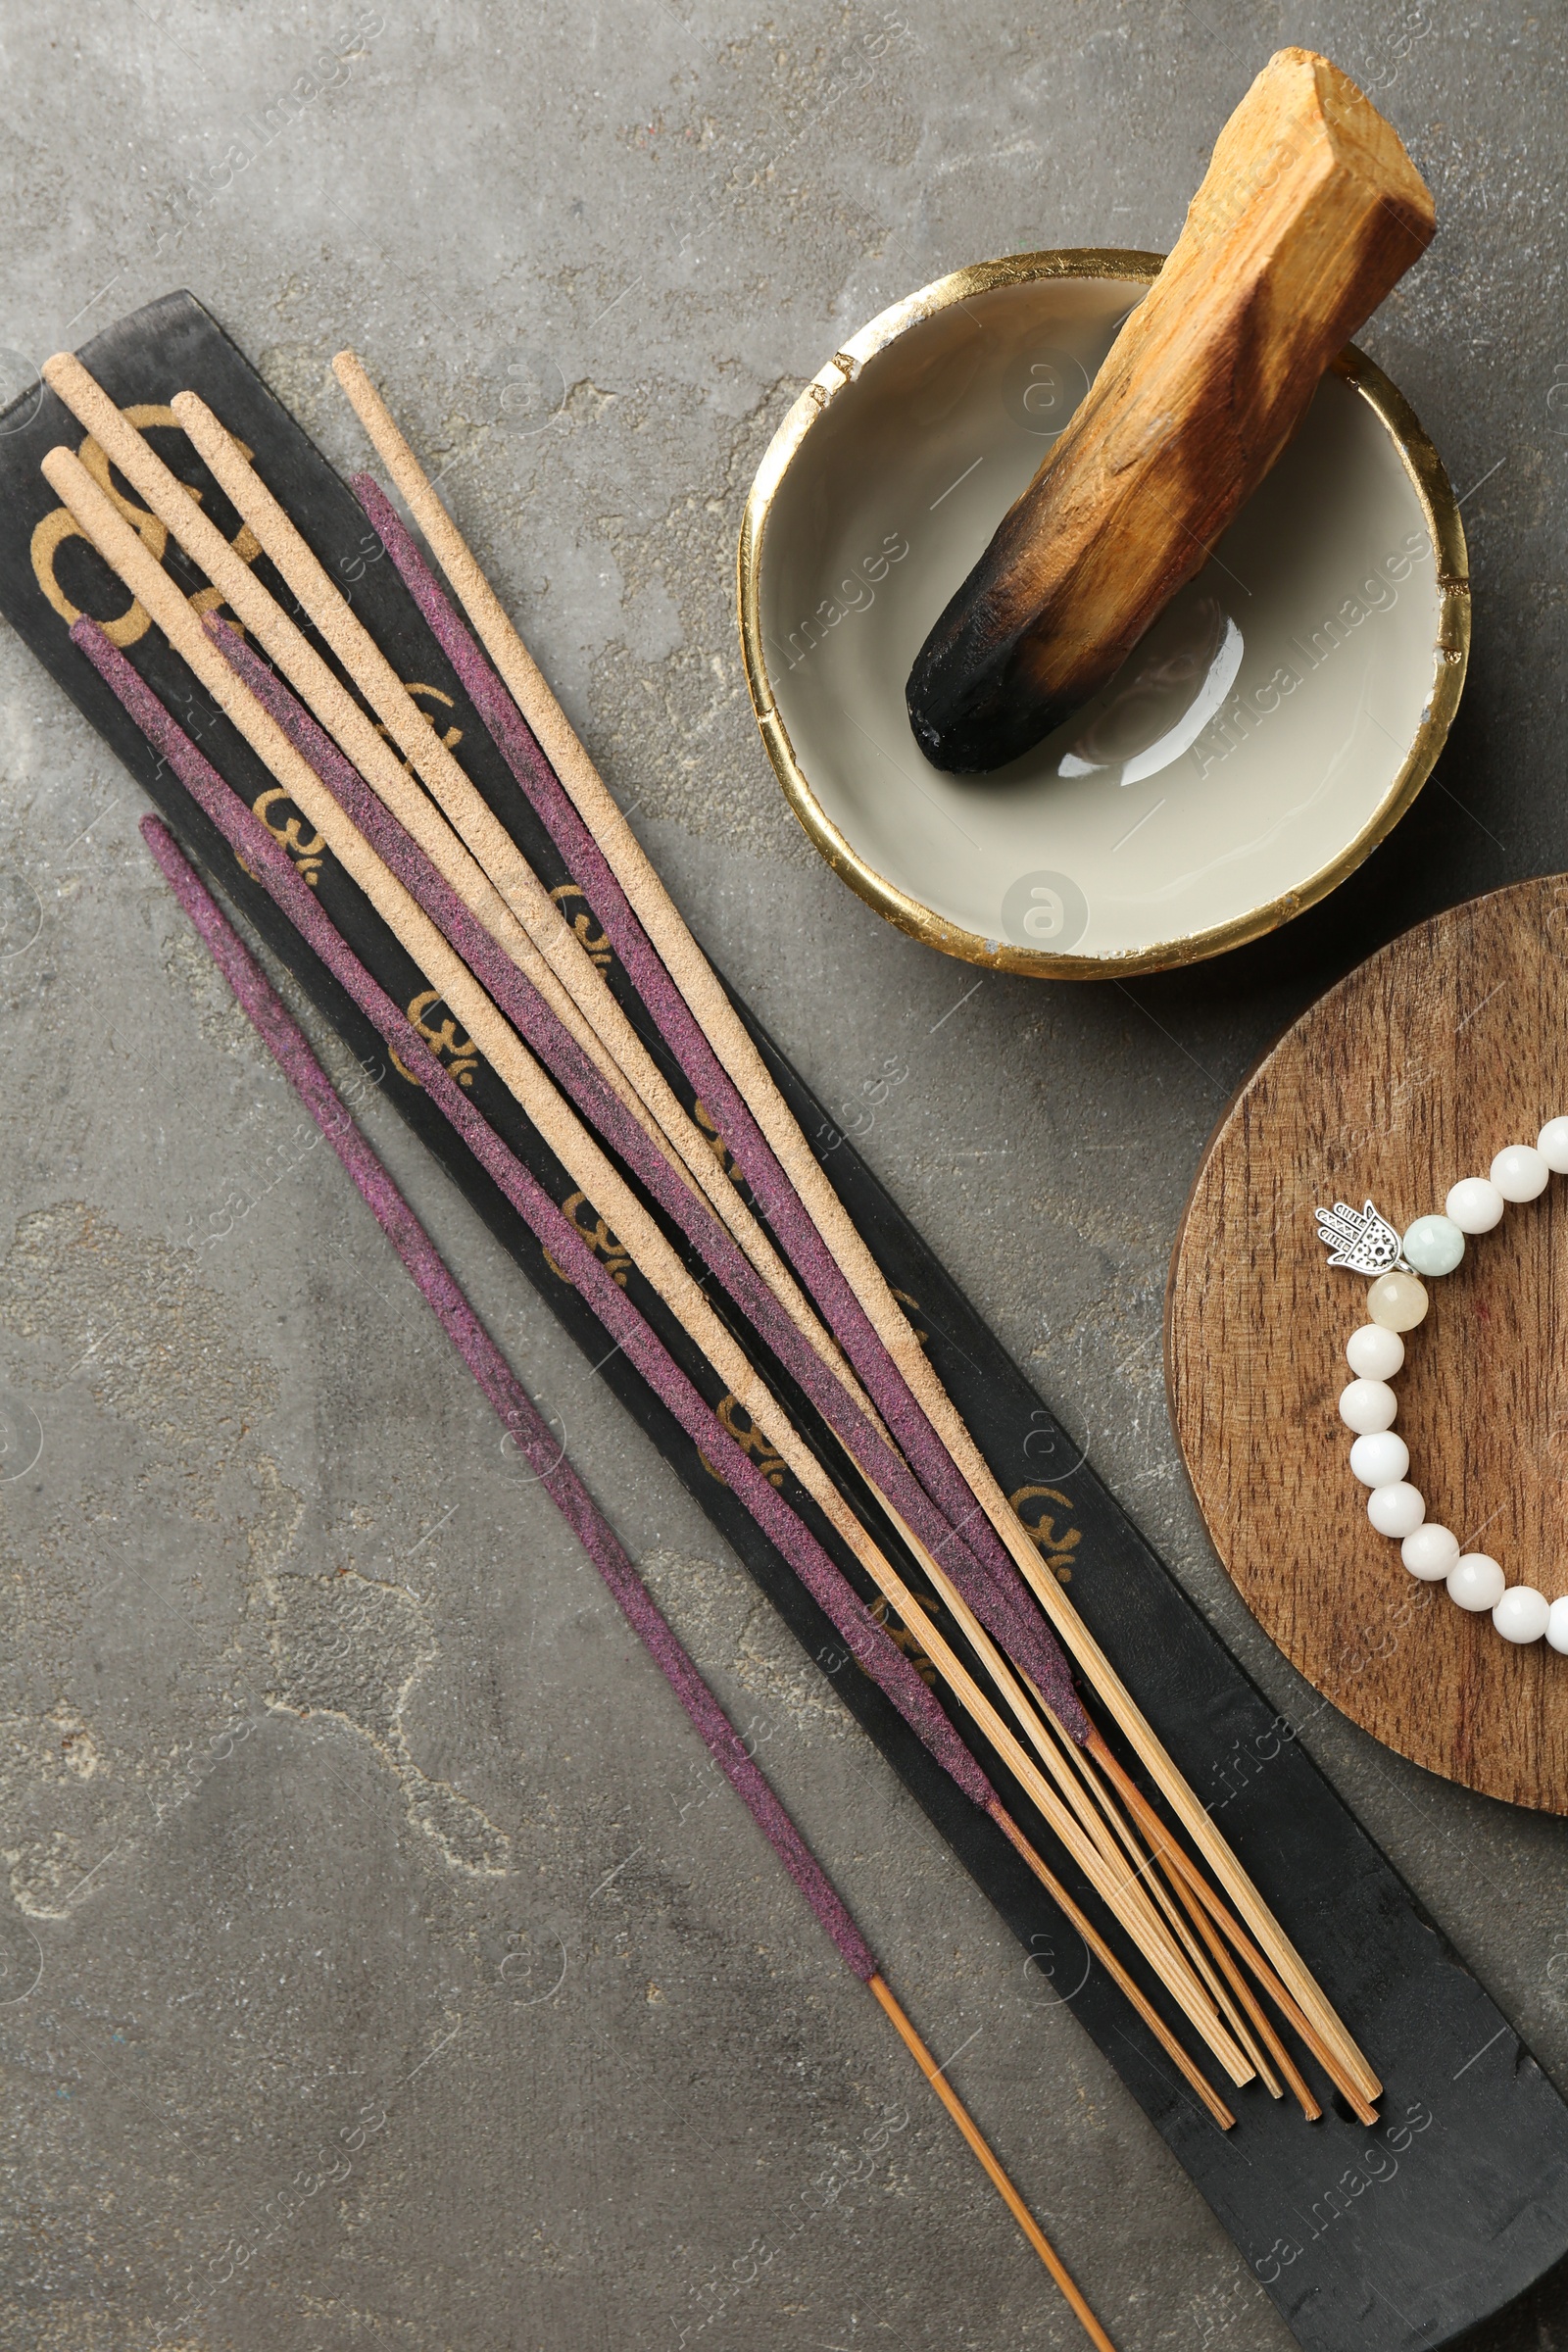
0, 3, 1565, 2347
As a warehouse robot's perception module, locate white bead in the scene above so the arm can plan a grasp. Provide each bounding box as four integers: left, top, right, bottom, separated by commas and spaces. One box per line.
1493, 1586, 1551, 1644
1402, 1523, 1459, 1581
1445, 1177, 1505, 1233
1547, 1598, 1568, 1654
1349, 1431, 1408, 1488
1491, 1145, 1549, 1200
1447, 1553, 1505, 1612
1539, 1118, 1568, 1173
1367, 1482, 1425, 1538
1346, 1323, 1404, 1379
1339, 1378, 1397, 1434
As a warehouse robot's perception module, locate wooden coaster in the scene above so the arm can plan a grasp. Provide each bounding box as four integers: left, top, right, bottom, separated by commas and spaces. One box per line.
1167, 874, 1568, 1812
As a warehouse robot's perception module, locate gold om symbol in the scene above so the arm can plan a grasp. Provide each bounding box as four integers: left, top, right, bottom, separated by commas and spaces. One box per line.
389, 989, 481, 1091
250, 787, 325, 888
692, 1098, 743, 1186
372, 681, 463, 772
1009, 1485, 1082, 1586
892, 1288, 930, 1347
30, 406, 262, 648
542, 1191, 632, 1289
870, 1590, 942, 1688
550, 882, 612, 974
699, 1392, 786, 1490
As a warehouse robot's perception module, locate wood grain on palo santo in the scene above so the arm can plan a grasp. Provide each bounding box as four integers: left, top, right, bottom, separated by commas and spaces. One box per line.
906, 48, 1435, 774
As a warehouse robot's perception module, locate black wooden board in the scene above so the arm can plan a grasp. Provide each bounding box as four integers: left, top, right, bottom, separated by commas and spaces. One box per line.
2, 290, 1565, 2348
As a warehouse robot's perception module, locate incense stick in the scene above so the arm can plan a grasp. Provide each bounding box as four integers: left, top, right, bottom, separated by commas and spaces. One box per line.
205, 610, 1091, 1744
42, 336, 1087, 1774
183, 386, 1225, 2008
174, 385, 1091, 1744
70, 606, 1236, 2130
325, 470, 1361, 2115
136, 810, 1120, 2352
326, 347, 1378, 2108
343, 471, 1100, 1706
327, 467, 1361, 2104
37, 375, 1332, 2106
39, 353, 750, 1250
45, 353, 963, 1684
47, 446, 1234, 2066
35, 360, 1253, 2020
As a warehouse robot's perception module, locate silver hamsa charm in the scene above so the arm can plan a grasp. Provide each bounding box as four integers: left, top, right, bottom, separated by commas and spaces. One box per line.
1313, 1199, 1405, 1276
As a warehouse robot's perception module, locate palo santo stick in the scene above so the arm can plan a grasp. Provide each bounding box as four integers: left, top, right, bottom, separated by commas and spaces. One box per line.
52, 453, 1243, 2089
906, 48, 1435, 770
330, 350, 1378, 2109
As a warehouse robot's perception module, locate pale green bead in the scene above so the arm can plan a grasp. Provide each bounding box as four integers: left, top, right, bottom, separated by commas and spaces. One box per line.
1401, 1214, 1465, 1277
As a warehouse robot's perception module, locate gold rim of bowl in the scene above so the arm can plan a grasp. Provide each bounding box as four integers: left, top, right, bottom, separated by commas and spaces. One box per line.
735, 248, 1471, 981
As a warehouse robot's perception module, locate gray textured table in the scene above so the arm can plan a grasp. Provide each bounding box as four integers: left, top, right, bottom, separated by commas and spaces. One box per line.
2, 5, 1565, 2347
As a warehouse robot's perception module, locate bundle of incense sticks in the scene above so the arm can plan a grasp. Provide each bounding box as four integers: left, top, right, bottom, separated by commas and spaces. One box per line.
36, 342, 1380, 2134
141, 809, 1117, 2352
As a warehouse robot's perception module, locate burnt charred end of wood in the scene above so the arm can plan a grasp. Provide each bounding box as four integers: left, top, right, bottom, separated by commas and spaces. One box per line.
906, 581, 1123, 773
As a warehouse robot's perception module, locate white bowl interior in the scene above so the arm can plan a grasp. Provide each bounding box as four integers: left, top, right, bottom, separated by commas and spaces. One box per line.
757, 273, 1443, 964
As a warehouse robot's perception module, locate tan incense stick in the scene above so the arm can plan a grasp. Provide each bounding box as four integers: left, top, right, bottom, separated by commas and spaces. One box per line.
36, 367, 1251, 2078
327, 347, 1378, 2104
46, 439, 1249, 2092
42, 361, 1322, 2087
170, 381, 872, 1416
41, 355, 1362, 2111
40, 355, 865, 1430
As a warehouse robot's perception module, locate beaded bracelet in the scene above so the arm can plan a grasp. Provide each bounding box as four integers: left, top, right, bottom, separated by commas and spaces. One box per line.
1315, 1118, 1568, 1652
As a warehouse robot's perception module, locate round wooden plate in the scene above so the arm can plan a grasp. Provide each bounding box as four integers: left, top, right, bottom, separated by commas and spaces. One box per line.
1167, 874, 1568, 1812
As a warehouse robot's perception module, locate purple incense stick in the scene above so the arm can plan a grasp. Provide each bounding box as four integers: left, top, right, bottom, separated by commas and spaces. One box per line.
201, 612, 1086, 1736
74, 616, 994, 1821
139, 808, 878, 1983
350, 473, 1087, 1737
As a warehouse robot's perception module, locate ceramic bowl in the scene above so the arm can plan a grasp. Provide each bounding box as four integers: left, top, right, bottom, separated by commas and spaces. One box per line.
737, 251, 1468, 978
